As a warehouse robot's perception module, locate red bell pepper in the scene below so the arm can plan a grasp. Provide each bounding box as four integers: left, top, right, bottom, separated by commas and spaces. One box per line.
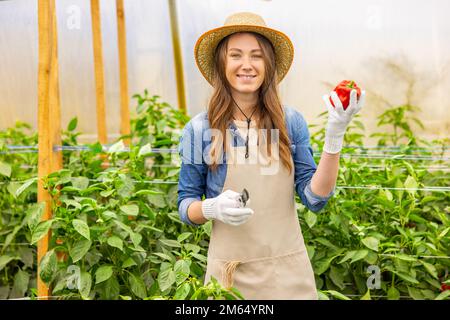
330, 80, 362, 110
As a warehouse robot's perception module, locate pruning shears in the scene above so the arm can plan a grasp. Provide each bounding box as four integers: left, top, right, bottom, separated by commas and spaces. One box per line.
238, 188, 249, 207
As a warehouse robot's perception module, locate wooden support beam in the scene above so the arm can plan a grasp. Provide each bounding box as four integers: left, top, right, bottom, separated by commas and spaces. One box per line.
116, 0, 131, 145
37, 0, 62, 299
50, 0, 62, 171
168, 0, 187, 114
90, 0, 107, 144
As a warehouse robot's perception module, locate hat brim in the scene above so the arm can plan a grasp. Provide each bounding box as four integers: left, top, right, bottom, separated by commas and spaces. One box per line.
194, 25, 294, 86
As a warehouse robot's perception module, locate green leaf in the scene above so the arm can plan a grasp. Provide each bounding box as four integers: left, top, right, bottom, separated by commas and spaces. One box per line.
387, 286, 400, 300
314, 238, 339, 251
113, 220, 132, 234
173, 283, 191, 300
60, 186, 82, 193
183, 244, 200, 254
135, 189, 164, 196
100, 189, 115, 198
394, 254, 417, 262
147, 193, 166, 208
18, 247, 33, 268
404, 175, 418, 195
31, 219, 54, 245
420, 261, 438, 279
6, 181, 20, 196
437, 227, 450, 240
361, 237, 379, 252
191, 253, 207, 262
117, 175, 135, 199
420, 196, 439, 205
130, 232, 142, 247
72, 219, 90, 240
108, 140, 126, 153
421, 289, 436, 300
393, 271, 419, 284
95, 266, 113, 284
314, 256, 336, 275
351, 250, 369, 263
0, 160, 12, 177
305, 211, 317, 228
129, 274, 147, 299
435, 290, 450, 300
364, 251, 378, 264
360, 289, 371, 300
70, 239, 92, 263
122, 257, 137, 268
39, 250, 57, 284
68, 117, 78, 131
384, 189, 393, 201
15, 178, 37, 198
11, 269, 30, 298
62, 199, 82, 210
89, 142, 103, 154
2, 226, 20, 253
329, 266, 345, 290
395, 179, 404, 201
79, 271, 92, 300
107, 236, 123, 251
174, 260, 190, 285
158, 268, 176, 292
120, 204, 139, 217
26, 201, 45, 230
101, 210, 117, 221
325, 290, 351, 300
138, 143, 153, 157
98, 276, 120, 300
71, 176, 90, 190
159, 239, 181, 248
177, 232, 192, 243
0, 255, 18, 272
152, 252, 174, 262
407, 286, 424, 300
338, 251, 356, 264
409, 213, 427, 224
317, 291, 330, 300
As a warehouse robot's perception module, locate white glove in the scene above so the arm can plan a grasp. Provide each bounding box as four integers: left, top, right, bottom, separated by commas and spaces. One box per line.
201, 189, 254, 226
322, 89, 366, 154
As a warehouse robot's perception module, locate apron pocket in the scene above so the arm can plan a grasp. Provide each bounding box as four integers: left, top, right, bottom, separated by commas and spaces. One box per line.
206, 249, 317, 300
273, 250, 318, 299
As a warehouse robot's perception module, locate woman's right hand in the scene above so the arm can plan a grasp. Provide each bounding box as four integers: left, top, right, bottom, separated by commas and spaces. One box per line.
201, 189, 254, 226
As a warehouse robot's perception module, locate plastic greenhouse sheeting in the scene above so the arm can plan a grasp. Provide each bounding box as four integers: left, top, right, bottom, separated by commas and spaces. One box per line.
0, 0, 449, 142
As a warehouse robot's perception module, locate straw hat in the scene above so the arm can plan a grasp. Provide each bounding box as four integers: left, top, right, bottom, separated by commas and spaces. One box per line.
194, 12, 294, 86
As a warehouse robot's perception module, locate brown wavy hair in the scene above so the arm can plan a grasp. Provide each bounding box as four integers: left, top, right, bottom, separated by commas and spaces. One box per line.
207, 32, 292, 174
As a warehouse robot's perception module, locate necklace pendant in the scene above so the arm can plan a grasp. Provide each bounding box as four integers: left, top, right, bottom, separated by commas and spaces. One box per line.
245, 141, 249, 159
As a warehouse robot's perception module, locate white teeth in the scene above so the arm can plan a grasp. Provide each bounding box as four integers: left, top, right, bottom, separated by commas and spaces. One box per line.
238, 75, 255, 79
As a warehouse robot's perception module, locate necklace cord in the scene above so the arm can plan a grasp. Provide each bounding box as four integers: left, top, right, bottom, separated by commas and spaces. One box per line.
231, 96, 257, 159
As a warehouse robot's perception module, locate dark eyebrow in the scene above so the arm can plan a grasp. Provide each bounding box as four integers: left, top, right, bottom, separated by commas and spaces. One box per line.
228, 48, 262, 52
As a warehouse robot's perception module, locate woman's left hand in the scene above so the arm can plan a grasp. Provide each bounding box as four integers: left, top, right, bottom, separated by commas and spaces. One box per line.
322, 89, 366, 154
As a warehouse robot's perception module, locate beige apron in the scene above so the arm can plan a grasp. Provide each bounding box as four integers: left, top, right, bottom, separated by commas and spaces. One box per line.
203, 120, 318, 300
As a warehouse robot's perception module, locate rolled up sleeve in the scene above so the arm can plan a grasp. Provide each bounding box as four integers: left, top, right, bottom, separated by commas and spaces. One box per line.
292, 112, 334, 212
177, 121, 206, 227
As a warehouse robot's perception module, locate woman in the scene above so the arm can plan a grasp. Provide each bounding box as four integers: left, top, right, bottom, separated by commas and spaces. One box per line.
177, 12, 365, 299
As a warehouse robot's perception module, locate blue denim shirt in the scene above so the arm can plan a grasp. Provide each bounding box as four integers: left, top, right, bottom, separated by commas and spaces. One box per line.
177, 106, 335, 226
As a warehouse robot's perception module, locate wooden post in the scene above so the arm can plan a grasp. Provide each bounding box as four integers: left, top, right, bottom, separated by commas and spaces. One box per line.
116, 0, 131, 145
168, 0, 187, 114
90, 0, 107, 144
37, 0, 62, 299
50, 0, 62, 171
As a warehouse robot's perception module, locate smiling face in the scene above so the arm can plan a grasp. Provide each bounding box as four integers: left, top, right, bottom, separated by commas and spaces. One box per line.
225, 32, 265, 96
